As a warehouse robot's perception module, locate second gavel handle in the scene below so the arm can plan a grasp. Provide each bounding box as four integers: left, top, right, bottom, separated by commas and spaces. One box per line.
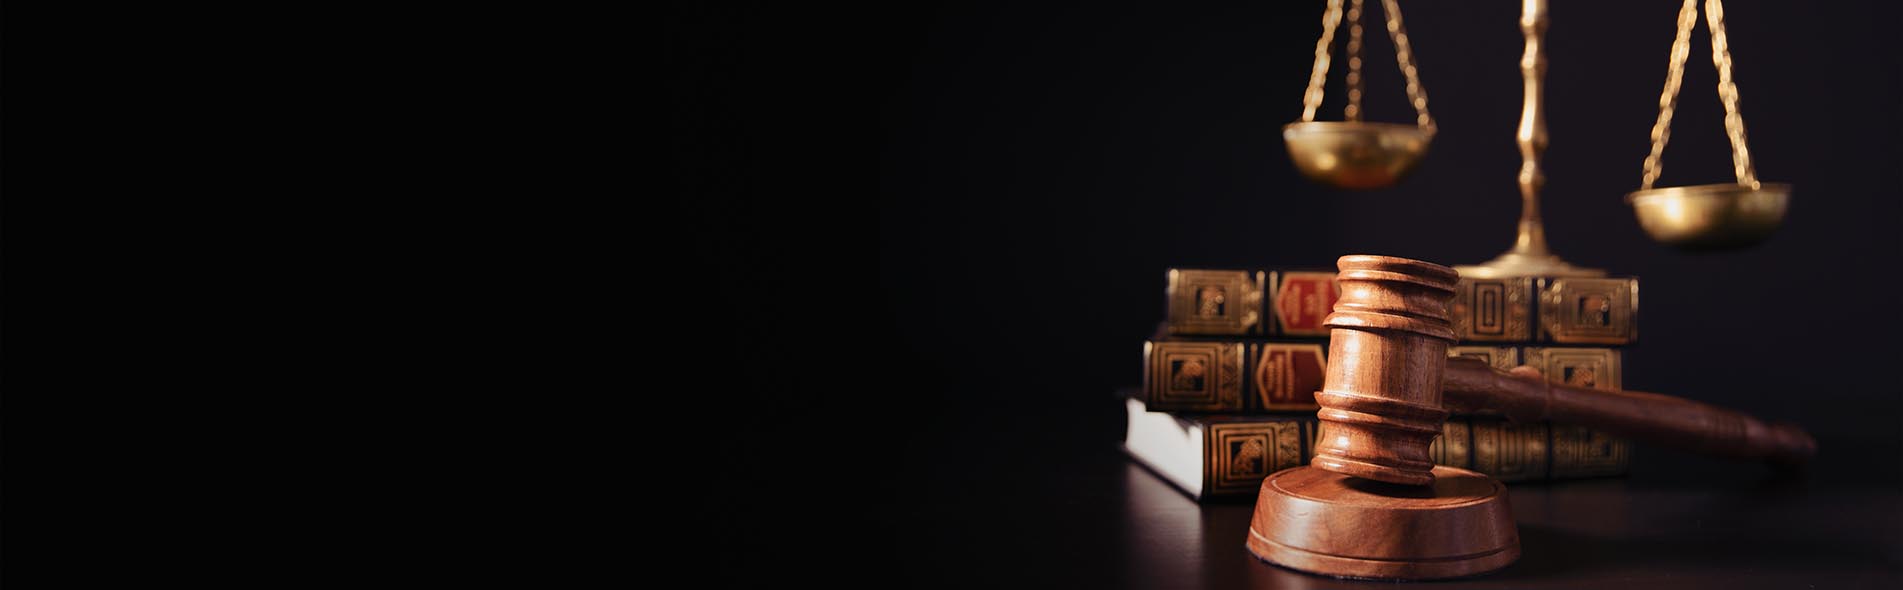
1441, 357, 1816, 466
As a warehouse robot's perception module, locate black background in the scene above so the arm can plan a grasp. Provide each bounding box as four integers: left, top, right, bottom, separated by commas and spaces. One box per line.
671, 0, 1902, 584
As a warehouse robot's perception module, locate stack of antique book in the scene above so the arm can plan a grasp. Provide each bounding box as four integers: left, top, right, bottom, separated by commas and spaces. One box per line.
1124, 268, 1640, 500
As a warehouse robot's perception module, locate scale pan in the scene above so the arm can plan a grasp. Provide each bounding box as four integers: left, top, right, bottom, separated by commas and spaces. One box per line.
1626, 183, 1791, 251
1284, 122, 1432, 189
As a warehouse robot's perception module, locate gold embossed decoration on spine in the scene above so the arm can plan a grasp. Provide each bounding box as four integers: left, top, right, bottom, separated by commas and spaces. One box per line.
1166, 269, 1265, 336
1145, 341, 1247, 412
1309, 255, 1460, 486
1207, 421, 1308, 496
1450, 277, 1535, 342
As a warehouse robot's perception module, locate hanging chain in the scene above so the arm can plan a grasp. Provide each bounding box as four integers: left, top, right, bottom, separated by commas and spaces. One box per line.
1381, 0, 1434, 132
1640, 0, 1759, 190
1344, 0, 1365, 121
1300, 0, 1430, 131
1639, 0, 1698, 191
1300, 0, 1346, 122
1707, 0, 1759, 189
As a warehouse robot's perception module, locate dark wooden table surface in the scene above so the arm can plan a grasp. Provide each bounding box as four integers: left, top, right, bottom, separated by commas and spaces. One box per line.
1113, 463, 1898, 589
882, 407, 1903, 589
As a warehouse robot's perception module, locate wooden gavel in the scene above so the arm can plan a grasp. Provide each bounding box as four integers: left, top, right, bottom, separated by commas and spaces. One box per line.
1248, 254, 1818, 580
1309, 254, 1814, 485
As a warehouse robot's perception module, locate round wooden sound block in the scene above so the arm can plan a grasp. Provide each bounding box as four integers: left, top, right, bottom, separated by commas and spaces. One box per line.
1246, 465, 1520, 580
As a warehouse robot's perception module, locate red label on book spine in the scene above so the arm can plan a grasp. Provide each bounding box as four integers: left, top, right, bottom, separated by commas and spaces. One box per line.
1275, 272, 1340, 336
1252, 343, 1325, 410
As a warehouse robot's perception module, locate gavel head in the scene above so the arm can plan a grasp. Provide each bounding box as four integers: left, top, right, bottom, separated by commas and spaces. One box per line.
1310, 255, 1460, 486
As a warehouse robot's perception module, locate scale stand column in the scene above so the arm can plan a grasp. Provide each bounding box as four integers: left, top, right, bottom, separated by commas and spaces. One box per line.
1455, 0, 1604, 279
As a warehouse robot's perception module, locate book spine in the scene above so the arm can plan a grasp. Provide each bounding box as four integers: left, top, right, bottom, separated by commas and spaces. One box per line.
1165, 269, 1265, 336
1522, 347, 1622, 391
1470, 419, 1551, 482
1250, 342, 1327, 411
1143, 340, 1246, 412
1272, 271, 1340, 337
1427, 420, 1474, 469
1450, 277, 1536, 342
1202, 418, 1307, 498
1537, 277, 1640, 345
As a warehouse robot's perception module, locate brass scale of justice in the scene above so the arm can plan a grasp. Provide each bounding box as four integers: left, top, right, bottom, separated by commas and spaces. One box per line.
1284, 0, 1791, 270
1240, 0, 1812, 582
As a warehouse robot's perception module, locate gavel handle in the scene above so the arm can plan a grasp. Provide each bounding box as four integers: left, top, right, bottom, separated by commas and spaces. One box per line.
1441, 357, 1817, 466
